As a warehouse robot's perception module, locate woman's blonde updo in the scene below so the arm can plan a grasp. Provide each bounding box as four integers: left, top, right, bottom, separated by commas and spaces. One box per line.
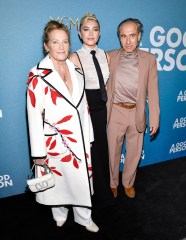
79, 12, 100, 30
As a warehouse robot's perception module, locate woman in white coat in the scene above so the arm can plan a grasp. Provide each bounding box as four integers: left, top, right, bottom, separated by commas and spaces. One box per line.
27, 19, 99, 232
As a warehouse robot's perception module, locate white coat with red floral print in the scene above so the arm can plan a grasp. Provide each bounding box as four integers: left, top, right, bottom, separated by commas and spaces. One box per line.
27, 55, 94, 207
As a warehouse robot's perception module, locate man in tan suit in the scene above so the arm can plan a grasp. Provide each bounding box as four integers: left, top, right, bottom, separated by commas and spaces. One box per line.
107, 18, 160, 198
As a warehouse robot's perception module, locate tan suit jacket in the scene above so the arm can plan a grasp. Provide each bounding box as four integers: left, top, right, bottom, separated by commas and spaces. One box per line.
107, 48, 160, 133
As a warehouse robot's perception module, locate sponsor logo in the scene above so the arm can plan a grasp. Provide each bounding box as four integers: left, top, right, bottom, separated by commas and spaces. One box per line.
140, 26, 186, 71
120, 153, 125, 164
49, 16, 78, 30
173, 117, 186, 129
120, 150, 145, 163
169, 141, 186, 153
177, 90, 186, 102
0, 175, 13, 188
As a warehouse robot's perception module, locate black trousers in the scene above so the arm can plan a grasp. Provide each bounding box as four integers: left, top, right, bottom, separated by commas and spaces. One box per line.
85, 89, 114, 209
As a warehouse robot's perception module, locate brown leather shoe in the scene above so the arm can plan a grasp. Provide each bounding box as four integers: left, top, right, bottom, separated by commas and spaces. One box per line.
124, 186, 135, 198
111, 187, 117, 198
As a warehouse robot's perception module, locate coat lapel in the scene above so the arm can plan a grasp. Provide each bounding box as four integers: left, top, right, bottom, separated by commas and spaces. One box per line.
37, 56, 84, 107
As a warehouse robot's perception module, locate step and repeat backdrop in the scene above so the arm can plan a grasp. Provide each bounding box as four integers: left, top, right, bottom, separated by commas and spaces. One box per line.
0, 0, 185, 198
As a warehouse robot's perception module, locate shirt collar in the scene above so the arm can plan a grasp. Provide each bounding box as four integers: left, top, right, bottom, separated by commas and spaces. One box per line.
121, 49, 138, 58
81, 44, 98, 54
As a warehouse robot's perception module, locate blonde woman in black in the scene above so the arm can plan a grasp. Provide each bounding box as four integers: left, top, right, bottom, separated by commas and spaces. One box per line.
70, 13, 114, 209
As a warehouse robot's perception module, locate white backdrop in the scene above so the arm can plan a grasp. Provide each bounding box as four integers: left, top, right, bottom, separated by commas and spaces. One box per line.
0, 0, 185, 198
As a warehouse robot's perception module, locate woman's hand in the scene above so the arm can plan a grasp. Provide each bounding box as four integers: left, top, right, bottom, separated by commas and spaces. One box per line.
33, 158, 45, 165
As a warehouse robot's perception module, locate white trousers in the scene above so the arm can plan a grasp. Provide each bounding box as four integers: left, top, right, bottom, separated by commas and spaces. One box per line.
51, 206, 92, 226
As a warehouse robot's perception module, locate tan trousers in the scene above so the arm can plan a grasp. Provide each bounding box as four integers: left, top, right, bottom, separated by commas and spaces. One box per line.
107, 104, 144, 188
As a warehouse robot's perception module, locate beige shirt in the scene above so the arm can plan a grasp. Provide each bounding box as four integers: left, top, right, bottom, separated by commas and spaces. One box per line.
113, 50, 139, 104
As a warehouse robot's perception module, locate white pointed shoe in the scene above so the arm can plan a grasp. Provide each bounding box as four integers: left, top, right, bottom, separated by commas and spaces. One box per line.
85, 221, 99, 232
56, 220, 66, 227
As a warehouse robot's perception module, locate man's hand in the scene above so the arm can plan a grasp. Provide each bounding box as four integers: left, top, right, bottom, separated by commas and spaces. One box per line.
150, 126, 158, 136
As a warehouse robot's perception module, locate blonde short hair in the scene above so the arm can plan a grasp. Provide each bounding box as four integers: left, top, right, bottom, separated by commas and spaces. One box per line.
79, 12, 100, 30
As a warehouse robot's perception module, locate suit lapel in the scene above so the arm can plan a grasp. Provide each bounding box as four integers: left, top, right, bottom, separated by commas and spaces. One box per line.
110, 49, 122, 91
137, 49, 146, 99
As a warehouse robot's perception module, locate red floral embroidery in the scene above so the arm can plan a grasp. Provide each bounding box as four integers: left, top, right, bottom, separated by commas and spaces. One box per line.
49, 139, 56, 150
32, 77, 38, 89
45, 86, 48, 95
57, 115, 72, 124
27, 73, 38, 108
88, 166, 92, 171
27, 72, 34, 86
59, 129, 73, 135
28, 89, 36, 107
73, 157, 79, 169
28, 68, 64, 108
28, 71, 34, 78
45, 114, 79, 171
48, 152, 60, 156
66, 137, 77, 143
46, 137, 52, 147
50, 89, 62, 105
61, 154, 79, 169
61, 154, 72, 162
51, 167, 62, 176
42, 69, 51, 75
